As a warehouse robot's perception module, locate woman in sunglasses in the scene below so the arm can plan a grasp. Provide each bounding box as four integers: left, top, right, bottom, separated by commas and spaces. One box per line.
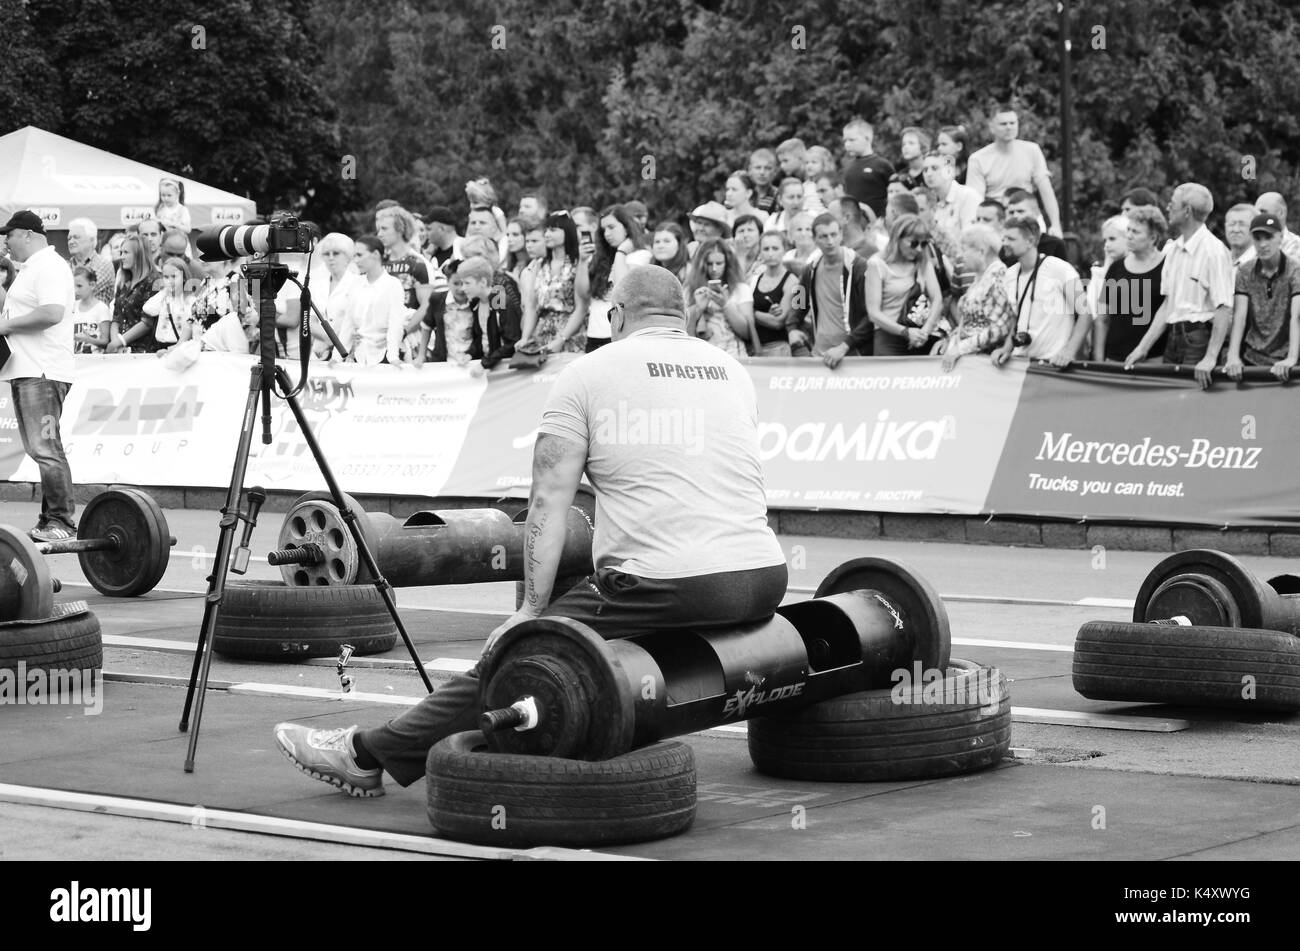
865, 214, 944, 356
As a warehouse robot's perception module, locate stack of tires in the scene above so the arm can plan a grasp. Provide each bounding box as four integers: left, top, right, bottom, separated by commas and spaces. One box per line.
1073, 550, 1300, 713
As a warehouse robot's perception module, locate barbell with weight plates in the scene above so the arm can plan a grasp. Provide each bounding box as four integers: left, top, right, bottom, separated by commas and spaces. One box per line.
477, 556, 952, 761
270, 488, 595, 588
1133, 548, 1300, 635
0, 488, 174, 621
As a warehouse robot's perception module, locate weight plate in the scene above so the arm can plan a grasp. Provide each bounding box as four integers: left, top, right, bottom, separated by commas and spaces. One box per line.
481, 616, 635, 761
485, 654, 593, 759
0, 524, 55, 621
277, 491, 372, 587
76, 488, 171, 597
1133, 550, 1263, 629
814, 557, 951, 673
1145, 573, 1240, 628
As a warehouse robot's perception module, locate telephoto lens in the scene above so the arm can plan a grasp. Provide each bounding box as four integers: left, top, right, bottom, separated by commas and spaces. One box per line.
194, 224, 274, 262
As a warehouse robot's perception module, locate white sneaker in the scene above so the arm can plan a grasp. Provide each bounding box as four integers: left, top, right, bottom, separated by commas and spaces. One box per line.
274, 723, 384, 798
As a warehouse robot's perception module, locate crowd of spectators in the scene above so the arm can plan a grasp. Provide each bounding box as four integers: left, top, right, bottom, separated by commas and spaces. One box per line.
1, 105, 1294, 385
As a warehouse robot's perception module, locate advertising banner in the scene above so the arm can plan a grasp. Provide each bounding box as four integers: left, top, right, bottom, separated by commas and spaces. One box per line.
741, 357, 1026, 513
1, 354, 1295, 527
982, 364, 1300, 527
0, 354, 488, 495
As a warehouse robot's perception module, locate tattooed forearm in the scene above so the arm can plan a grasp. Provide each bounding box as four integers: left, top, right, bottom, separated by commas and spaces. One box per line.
523, 432, 585, 612
524, 510, 549, 609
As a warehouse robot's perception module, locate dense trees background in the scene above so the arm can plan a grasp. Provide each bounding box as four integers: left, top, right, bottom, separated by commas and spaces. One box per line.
4, 0, 1300, 245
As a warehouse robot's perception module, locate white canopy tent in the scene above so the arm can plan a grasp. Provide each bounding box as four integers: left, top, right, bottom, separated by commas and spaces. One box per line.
0, 126, 256, 236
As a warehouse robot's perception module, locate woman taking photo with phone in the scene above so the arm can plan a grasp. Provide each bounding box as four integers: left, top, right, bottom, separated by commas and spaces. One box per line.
684, 238, 759, 358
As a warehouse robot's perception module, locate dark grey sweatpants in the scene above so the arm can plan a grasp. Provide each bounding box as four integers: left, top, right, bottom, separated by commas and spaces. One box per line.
359, 562, 788, 785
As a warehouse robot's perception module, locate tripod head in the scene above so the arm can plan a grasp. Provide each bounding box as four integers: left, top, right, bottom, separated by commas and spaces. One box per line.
241, 261, 292, 379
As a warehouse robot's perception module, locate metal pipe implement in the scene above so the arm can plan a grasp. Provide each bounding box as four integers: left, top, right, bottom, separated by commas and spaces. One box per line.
271, 490, 595, 588
1134, 549, 1300, 635
478, 558, 951, 761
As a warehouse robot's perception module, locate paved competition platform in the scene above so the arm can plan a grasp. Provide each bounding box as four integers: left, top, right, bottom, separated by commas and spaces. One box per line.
1, 501, 1298, 861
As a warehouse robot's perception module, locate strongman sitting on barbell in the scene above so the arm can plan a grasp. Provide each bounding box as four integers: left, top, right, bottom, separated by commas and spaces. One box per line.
274, 266, 789, 796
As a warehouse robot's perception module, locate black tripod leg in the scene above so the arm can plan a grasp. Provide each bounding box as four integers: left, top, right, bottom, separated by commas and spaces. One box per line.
179, 365, 266, 770
274, 367, 434, 693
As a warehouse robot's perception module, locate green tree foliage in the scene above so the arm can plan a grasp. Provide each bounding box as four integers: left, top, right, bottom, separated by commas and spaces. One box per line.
6, 0, 1299, 243
4, 0, 347, 224
313, 0, 1300, 247
0, 0, 64, 130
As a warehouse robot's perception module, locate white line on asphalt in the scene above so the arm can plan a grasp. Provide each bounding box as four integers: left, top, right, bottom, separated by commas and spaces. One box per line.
102, 635, 480, 670
0, 783, 638, 861
791, 585, 1134, 608
954, 637, 1074, 653
103, 632, 1075, 660
105, 582, 1136, 612
98, 671, 1180, 734
1012, 707, 1191, 732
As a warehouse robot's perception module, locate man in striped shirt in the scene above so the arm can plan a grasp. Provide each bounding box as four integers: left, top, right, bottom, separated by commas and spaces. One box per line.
1125, 183, 1233, 388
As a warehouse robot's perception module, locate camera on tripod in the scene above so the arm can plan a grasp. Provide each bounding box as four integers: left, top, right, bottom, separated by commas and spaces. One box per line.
195, 213, 316, 262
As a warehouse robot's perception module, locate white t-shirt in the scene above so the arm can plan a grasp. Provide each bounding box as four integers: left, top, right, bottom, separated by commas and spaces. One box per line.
275, 264, 362, 358
202, 311, 250, 352
338, 271, 406, 366
538, 327, 784, 579
1004, 254, 1080, 359
967, 140, 1050, 203
1, 245, 76, 382
74, 298, 111, 353
144, 290, 194, 345
156, 204, 192, 233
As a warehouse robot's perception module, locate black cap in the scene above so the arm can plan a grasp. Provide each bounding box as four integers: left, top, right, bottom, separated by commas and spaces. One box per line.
0, 210, 45, 235
1250, 213, 1282, 236
426, 205, 456, 226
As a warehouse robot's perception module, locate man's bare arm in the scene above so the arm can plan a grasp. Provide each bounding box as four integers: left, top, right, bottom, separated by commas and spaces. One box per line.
521, 433, 587, 614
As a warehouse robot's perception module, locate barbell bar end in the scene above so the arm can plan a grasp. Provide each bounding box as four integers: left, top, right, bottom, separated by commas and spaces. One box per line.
267, 544, 325, 567
480, 697, 539, 734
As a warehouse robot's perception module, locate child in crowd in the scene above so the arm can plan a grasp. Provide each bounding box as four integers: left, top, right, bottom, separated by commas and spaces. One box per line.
764, 178, 807, 238
465, 177, 509, 238
72, 266, 112, 352
155, 177, 192, 234
801, 146, 835, 217
1089, 214, 1130, 323
441, 262, 477, 366
145, 256, 200, 352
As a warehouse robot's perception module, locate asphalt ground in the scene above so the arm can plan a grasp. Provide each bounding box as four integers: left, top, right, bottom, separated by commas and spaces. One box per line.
1, 498, 1298, 863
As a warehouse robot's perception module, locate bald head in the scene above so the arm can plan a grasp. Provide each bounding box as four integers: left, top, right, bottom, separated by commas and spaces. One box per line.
610, 266, 687, 339
1256, 191, 1288, 225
